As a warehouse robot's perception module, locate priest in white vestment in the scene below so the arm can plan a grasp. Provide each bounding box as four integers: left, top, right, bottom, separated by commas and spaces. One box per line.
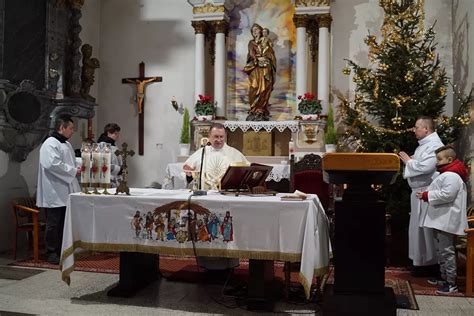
399, 117, 444, 274
183, 122, 249, 270
37, 115, 81, 264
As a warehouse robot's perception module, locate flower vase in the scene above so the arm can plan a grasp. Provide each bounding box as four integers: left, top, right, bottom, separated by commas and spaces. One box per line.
179, 143, 190, 156
301, 114, 319, 121
325, 144, 337, 153
196, 115, 213, 121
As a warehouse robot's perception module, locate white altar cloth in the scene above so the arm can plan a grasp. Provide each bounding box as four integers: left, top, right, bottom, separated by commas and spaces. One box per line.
163, 162, 290, 189
60, 188, 330, 298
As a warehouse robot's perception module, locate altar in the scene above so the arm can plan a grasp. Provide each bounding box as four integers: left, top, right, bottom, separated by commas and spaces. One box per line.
60, 188, 331, 299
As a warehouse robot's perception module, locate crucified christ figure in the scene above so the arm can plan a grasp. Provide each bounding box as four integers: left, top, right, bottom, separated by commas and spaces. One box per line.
124, 77, 159, 114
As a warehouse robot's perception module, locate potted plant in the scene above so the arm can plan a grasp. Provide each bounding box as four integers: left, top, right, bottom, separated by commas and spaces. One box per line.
324, 105, 337, 152
194, 94, 215, 121
298, 92, 322, 120
179, 107, 190, 156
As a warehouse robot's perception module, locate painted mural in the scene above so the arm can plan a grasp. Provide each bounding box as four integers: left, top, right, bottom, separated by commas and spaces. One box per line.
227, 0, 296, 120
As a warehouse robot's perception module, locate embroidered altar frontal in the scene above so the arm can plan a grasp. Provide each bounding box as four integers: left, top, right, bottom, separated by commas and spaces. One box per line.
60, 188, 330, 298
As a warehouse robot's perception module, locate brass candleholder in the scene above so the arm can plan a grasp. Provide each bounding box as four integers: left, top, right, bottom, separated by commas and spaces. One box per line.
101, 183, 111, 195
91, 183, 100, 194
81, 182, 91, 194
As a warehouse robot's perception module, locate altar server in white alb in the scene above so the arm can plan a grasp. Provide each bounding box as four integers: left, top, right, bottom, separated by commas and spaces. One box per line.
416, 145, 468, 294
97, 123, 122, 187
37, 115, 81, 264
183, 122, 249, 190
399, 116, 444, 276
183, 122, 249, 271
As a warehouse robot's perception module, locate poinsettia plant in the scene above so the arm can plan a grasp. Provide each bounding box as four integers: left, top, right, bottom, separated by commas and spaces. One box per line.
194, 94, 216, 116
297, 92, 322, 115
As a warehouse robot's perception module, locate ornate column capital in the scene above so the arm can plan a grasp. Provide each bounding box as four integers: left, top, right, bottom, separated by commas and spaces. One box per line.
191, 20, 208, 34
192, 3, 226, 15
210, 20, 229, 34
317, 14, 332, 29
293, 14, 310, 28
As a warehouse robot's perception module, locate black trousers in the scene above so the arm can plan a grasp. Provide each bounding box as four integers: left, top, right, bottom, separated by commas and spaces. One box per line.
44, 206, 66, 257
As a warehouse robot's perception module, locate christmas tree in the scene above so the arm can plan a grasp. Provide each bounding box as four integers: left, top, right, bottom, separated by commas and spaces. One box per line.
339, 0, 471, 216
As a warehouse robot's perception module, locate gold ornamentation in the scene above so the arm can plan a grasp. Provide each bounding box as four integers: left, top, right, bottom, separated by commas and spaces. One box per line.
191, 20, 207, 34
302, 123, 320, 144
293, 14, 310, 28
295, 0, 330, 7
193, 3, 226, 14
342, 67, 351, 75
211, 20, 229, 34
317, 14, 332, 28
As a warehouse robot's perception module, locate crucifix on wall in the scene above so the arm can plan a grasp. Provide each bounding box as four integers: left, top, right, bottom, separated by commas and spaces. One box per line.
122, 61, 162, 155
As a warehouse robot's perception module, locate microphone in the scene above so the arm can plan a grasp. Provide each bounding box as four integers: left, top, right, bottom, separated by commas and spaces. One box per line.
194, 137, 209, 196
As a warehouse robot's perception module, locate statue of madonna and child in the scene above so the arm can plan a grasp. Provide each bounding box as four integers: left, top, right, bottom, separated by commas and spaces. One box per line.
243, 23, 276, 121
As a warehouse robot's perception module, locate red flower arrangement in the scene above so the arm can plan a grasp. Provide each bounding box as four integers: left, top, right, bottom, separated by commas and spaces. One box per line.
194, 94, 216, 116
297, 92, 322, 115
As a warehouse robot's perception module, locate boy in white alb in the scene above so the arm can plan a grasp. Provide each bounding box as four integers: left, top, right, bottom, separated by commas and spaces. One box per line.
416, 145, 468, 294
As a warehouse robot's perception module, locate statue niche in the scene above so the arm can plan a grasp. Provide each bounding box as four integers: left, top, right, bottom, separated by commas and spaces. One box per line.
80, 44, 100, 102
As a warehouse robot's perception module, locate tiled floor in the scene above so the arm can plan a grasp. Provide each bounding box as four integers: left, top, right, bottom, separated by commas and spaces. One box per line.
0, 254, 473, 315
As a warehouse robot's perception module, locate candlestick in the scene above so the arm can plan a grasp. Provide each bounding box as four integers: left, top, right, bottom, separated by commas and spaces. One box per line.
91, 143, 101, 193
101, 144, 112, 186
289, 139, 295, 159
80, 142, 91, 194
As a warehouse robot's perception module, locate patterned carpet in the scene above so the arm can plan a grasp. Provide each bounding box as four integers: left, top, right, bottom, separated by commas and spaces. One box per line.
15, 252, 467, 310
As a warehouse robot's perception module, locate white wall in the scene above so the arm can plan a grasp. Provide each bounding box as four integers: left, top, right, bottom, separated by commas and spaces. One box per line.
97, 0, 194, 187
331, 0, 454, 115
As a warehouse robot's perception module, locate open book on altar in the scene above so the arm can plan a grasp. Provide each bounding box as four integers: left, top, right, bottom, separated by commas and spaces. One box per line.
220, 163, 275, 195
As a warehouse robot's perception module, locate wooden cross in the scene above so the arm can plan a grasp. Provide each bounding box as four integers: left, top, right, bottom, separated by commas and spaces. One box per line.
122, 62, 162, 155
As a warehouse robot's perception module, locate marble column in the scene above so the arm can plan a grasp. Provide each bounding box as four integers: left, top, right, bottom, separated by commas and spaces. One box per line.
317, 14, 332, 114
192, 21, 207, 101
293, 15, 309, 107
212, 20, 228, 119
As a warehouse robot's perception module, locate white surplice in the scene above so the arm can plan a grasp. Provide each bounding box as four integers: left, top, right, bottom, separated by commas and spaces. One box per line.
184, 143, 249, 269
37, 137, 81, 208
184, 143, 249, 190
403, 132, 444, 266
421, 172, 468, 236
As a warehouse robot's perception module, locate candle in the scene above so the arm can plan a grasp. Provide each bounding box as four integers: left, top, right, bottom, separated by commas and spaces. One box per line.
101, 147, 111, 184
91, 144, 102, 184
81, 151, 91, 183
289, 139, 295, 159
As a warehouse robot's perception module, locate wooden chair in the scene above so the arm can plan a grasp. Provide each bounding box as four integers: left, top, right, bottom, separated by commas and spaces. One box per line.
284, 154, 330, 298
289, 153, 329, 210
465, 211, 474, 297
12, 197, 45, 262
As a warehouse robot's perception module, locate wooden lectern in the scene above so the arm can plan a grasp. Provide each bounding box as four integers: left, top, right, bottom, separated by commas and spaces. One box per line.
321, 153, 400, 316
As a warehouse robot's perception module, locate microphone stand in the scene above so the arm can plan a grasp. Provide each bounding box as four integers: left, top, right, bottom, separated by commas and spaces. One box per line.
193, 143, 208, 196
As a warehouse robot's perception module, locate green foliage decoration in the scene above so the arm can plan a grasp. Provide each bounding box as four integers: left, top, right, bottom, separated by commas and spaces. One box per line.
324, 105, 337, 144
180, 107, 190, 144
